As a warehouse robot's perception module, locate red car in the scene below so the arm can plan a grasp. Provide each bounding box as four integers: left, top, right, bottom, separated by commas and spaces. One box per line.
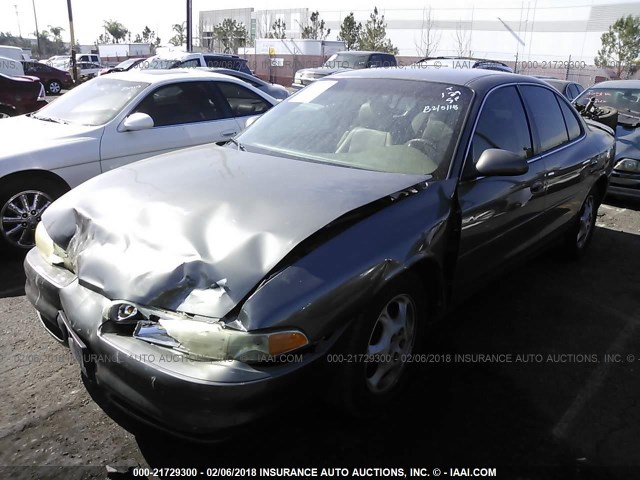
22, 61, 74, 94
0, 74, 47, 118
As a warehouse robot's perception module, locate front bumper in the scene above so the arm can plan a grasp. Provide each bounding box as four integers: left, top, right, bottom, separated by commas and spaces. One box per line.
24, 248, 322, 437
608, 171, 640, 199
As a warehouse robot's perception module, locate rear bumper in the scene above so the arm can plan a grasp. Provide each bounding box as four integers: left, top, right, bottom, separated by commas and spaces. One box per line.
24, 248, 323, 437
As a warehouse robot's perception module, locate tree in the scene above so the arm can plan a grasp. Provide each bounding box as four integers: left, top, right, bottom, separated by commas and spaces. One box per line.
454, 21, 472, 58
169, 22, 186, 47
48, 26, 64, 43
300, 11, 330, 40
213, 19, 248, 54
337, 12, 361, 50
103, 20, 128, 44
357, 7, 398, 55
267, 19, 286, 39
595, 15, 640, 78
414, 7, 440, 58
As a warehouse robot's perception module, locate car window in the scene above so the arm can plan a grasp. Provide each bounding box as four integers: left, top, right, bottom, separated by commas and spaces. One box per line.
179, 59, 200, 68
520, 85, 569, 153
472, 86, 532, 165
133, 81, 225, 127
566, 84, 578, 99
558, 98, 582, 140
216, 82, 270, 117
368, 55, 382, 67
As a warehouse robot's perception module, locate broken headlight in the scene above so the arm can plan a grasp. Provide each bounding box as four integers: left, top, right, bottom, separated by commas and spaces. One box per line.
35, 222, 68, 267
106, 302, 309, 363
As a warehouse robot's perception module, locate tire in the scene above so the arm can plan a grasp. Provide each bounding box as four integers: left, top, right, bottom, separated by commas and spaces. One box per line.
563, 188, 599, 258
0, 107, 14, 119
0, 177, 67, 253
334, 273, 427, 416
47, 80, 62, 95
592, 106, 618, 131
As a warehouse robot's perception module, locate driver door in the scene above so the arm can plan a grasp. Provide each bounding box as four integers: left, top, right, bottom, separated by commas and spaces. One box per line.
453, 85, 549, 292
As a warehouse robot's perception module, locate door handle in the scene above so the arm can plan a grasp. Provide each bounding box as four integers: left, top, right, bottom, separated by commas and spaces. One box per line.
530, 181, 545, 194
221, 130, 237, 137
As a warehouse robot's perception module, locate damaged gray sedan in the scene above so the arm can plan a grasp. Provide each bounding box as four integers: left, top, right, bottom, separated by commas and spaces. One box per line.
25, 68, 615, 437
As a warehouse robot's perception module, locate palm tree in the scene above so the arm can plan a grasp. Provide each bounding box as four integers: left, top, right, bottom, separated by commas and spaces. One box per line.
103, 20, 128, 44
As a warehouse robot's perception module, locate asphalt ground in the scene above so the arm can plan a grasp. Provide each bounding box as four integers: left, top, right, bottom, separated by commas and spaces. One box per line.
0, 196, 639, 479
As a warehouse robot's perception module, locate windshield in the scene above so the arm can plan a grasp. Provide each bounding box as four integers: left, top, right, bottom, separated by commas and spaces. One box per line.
33, 77, 149, 126
116, 58, 140, 69
576, 87, 640, 117
324, 53, 371, 69
237, 78, 471, 177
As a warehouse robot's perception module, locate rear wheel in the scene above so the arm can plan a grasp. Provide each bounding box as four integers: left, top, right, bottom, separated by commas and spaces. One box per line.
0, 178, 67, 253
0, 107, 14, 119
563, 188, 598, 258
47, 80, 62, 95
335, 274, 426, 416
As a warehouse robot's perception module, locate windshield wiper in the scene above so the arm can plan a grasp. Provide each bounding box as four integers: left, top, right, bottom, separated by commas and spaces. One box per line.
32, 115, 68, 124
227, 138, 245, 151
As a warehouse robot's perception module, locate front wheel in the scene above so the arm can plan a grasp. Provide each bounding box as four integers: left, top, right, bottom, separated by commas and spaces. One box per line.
0, 178, 66, 253
335, 274, 426, 416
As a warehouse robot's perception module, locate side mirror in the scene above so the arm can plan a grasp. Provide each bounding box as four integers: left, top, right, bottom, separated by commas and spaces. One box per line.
122, 112, 154, 132
476, 148, 529, 176
244, 116, 259, 129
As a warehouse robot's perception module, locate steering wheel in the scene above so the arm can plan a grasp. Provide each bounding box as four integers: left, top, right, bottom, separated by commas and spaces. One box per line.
406, 138, 438, 160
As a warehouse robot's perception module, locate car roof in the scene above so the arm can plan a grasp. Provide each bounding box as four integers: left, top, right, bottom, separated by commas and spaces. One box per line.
104, 68, 270, 90
107, 69, 243, 83
589, 80, 640, 89
332, 51, 393, 55
542, 78, 572, 86
330, 67, 549, 91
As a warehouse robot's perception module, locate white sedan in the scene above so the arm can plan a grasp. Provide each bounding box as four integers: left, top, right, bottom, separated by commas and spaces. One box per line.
0, 69, 278, 250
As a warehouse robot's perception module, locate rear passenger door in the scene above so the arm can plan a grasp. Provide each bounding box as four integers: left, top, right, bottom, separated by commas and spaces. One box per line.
100, 80, 241, 172
519, 85, 588, 237
454, 85, 549, 289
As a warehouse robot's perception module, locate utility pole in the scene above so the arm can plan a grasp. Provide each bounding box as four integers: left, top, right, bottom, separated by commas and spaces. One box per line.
66, 0, 78, 82
14, 5, 22, 37
186, 0, 192, 52
32, 0, 41, 57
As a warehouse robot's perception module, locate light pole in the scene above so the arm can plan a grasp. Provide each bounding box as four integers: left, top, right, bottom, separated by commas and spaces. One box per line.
66, 0, 78, 82
186, 0, 192, 52
14, 5, 22, 37
32, 0, 41, 57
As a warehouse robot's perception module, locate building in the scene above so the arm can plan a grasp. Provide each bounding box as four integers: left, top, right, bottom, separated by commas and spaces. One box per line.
199, 7, 310, 51
198, 1, 640, 62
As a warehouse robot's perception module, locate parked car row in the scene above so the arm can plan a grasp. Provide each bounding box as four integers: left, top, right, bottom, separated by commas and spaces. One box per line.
17, 66, 620, 439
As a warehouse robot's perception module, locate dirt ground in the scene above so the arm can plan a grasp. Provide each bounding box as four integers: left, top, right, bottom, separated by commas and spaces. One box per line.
1, 197, 640, 479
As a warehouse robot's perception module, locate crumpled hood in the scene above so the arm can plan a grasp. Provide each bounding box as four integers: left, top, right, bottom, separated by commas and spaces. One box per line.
0, 115, 100, 160
43, 144, 428, 319
615, 123, 640, 160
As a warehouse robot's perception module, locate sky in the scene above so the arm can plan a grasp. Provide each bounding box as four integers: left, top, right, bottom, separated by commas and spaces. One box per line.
0, 0, 637, 54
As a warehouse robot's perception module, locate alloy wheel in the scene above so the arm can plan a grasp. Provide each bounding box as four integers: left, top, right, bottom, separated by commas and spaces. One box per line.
576, 195, 594, 250
365, 294, 416, 394
1, 190, 53, 248
49, 81, 62, 94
